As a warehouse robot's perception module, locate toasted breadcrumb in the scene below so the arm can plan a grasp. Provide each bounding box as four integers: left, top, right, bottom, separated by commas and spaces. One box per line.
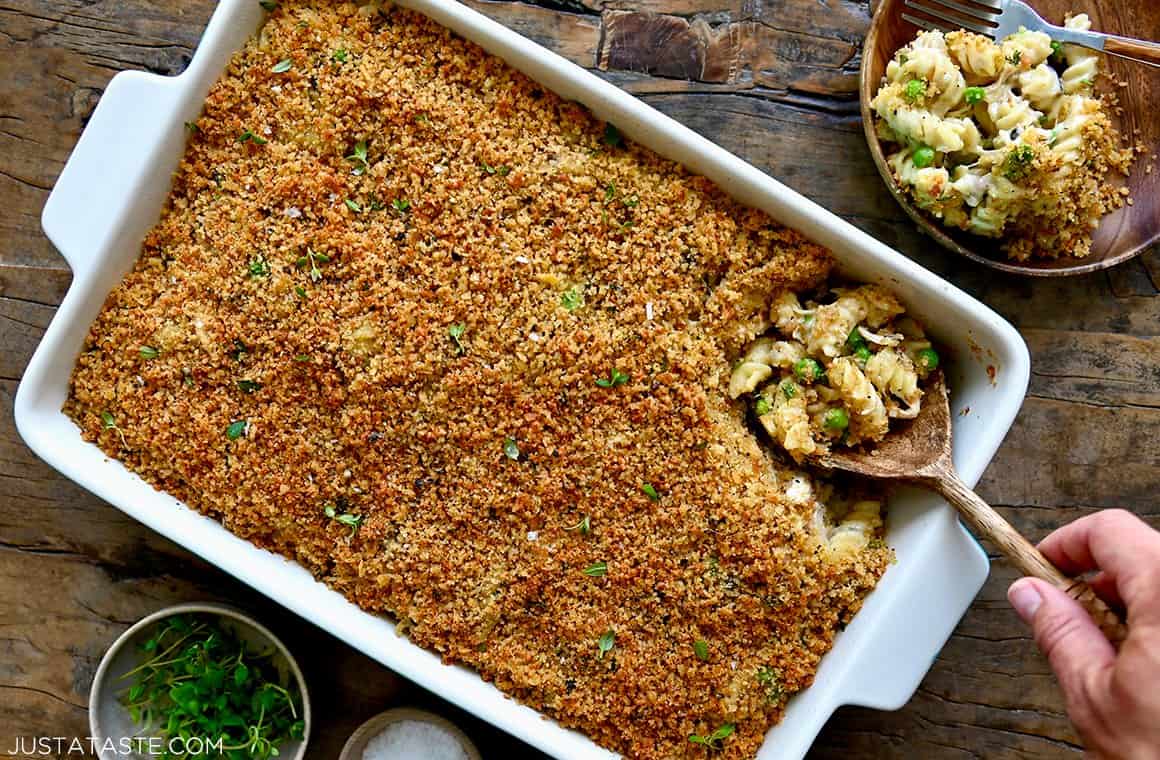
65, 3, 890, 758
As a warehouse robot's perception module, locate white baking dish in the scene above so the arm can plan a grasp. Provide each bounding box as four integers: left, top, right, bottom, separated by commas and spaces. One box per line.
15, 0, 1029, 757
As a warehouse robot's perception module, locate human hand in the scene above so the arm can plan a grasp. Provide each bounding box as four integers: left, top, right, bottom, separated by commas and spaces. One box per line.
1007, 510, 1160, 759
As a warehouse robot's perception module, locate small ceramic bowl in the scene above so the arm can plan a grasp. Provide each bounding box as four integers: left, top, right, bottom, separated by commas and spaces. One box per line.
339, 707, 482, 760
89, 602, 311, 760
860, 0, 1160, 276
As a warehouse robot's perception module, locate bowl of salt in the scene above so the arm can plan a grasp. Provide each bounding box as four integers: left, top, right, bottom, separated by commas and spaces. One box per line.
338, 707, 482, 760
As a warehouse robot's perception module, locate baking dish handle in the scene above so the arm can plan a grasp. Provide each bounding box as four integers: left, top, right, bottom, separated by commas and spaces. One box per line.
41, 70, 187, 278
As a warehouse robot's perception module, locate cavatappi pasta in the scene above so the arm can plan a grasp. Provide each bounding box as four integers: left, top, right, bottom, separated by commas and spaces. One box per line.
729, 283, 938, 460
871, 16, 1136, 261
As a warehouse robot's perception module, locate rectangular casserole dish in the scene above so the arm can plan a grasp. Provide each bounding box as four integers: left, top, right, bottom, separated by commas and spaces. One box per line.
15, 0, 1030, 757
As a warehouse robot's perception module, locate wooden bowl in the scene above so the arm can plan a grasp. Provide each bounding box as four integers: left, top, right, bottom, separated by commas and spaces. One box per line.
860, 0, 1160, 276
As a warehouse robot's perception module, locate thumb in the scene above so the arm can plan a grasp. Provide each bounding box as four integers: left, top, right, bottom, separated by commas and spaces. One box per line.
1008, 577, 1116, 702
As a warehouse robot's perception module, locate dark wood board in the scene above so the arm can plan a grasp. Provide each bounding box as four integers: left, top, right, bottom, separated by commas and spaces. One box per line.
1, 0, 1157, 757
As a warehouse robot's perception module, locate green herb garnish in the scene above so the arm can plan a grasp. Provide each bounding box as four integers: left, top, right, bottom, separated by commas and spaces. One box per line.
583, 561, 608, 577
295, 248, 329, 282
118, 613, 304, 760
248, 254, 270, 277
346, 140, 370, 175
753, 395, 772, 417
449, 323, 467, 355
561, 285, 585, 312
779, 379, 798, 399
345, 198, 362, 213
641, 483, 660, 501
757, 665, 784, 703
693, 639, 709, 661
503, 436, 520, 461
594, 368, 630, 388
689, 724, 735, 750
238, 129, 267, 145
854, 345, 872, 366
566, 515, 591, 535
226, 420, 248, 440
392, 198, 410, 214
1007, 49, 1022, 65
324, 503, 364, 536
597, 629, 615, 659
259, 0, 279, 10
100, 411, 128, 448
481, 162, 511, 176
139, 346, 160, 360
271, 59, 292, 73
237, 380, 262, 394
331, 48, 349, 63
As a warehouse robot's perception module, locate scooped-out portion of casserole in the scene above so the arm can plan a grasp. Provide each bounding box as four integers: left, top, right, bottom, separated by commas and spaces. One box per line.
66, 3, 896, 757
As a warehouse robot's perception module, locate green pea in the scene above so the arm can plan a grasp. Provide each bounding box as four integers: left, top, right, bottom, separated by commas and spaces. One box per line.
754, 396, 772, 417
917, 348, 940, 372
854, 345, 873, 365
964, 86, 986, 105
912, 145, 936, 169
822, 407, 849, 431
845, 328, 866, 352
793, 357, 823, 383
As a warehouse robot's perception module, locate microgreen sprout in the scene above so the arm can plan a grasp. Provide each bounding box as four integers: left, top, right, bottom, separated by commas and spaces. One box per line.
693, 639, 709, 661
583, 561, 608, 577
117, 613, 304, 760
481, 162, 511, 176
688, 724, 735, 751
565, 515, 591, 535
597, 629, 615, 659
449, 323, 467, 355
295, 247, 330, 282
594, 368, 630, 388
345, 198, 362, 213
226, 420, 248, 441
641, 483, 660, 501
237, 379, 262, 394
100, 411, 128, 448
392, 198, 410, 214
238, 129, 267, 145
561, 285, 585, 312
346, 140, 370, 175
324, 503, 364, 536
271, 59, 292, 73
139, 346, 160, 360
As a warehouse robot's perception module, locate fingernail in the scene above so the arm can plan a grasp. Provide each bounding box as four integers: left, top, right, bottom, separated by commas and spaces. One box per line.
1008, 579, 1043, 623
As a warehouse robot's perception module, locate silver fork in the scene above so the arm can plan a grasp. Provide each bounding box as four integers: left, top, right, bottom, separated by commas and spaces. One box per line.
902, 0, 1160, 67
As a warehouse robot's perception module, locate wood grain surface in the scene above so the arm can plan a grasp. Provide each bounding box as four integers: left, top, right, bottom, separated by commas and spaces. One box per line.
1, 1, 1158, 758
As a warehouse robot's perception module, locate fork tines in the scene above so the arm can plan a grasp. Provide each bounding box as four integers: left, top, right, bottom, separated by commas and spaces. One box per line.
902, 0, 1000, 37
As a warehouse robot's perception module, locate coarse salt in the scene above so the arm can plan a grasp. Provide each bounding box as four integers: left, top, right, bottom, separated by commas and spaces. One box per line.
284, 206, 302, 218
514, 255, 530, 264
645, 301, 654, 321
527, 530, 539, 541
362, 719, 470, 760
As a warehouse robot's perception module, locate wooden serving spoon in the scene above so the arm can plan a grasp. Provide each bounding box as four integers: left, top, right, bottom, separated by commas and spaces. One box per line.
816, 374, 1127, 644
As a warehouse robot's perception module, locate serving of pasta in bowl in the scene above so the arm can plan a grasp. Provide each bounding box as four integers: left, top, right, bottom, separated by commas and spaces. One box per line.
859, 0, 1160, 275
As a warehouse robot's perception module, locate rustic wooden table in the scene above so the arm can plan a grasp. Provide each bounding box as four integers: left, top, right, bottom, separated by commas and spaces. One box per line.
2, 1, 1157, 758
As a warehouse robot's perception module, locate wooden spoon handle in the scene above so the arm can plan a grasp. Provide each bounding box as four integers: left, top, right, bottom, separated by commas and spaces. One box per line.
932, 472, 1127, 645
1104, 37, 1160, 67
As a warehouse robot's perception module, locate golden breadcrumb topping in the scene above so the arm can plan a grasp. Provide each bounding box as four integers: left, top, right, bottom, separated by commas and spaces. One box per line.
66, 3, 890, 757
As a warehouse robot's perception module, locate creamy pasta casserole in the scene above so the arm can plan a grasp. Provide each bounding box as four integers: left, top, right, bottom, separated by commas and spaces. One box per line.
871, 16, 1136, 261
65, 2, 913, 757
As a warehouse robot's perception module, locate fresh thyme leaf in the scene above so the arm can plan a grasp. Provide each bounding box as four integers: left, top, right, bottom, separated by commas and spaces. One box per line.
594, 368, 629, 388
503, 436, 520, 461
641, 483, 660, 501
560, 285, 585, 312
271, 59, 292, 73
226, 420, 248, 440
693, 639, 709, 661
565, 515, 591, 535
1007, 49, 1022, 65
346, 140, 370, 174
139, 346, 160, 360
597, 629, 615, 659
238, 129, 268, 145
449, 323, 467, 355
583, 561, 607, 577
